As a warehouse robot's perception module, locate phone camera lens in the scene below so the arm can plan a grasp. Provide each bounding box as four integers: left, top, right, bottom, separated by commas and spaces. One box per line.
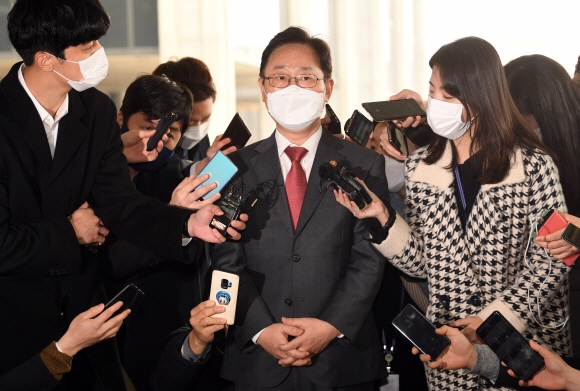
221, 279, 232, 289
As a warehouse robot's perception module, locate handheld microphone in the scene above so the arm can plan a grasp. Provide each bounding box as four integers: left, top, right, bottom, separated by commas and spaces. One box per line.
318, 161, 372, 209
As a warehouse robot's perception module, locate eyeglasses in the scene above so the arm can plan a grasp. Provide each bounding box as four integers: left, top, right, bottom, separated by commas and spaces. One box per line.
263, 74, 325, 88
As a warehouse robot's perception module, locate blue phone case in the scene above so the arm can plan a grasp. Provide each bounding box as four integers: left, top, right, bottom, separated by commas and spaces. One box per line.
196, 151, 238, 199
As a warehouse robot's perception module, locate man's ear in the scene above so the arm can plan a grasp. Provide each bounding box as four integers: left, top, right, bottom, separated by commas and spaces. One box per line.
116, 112, 123, 128
258, 78, 267, 104
34, 52, 56, 72
324, 78, 334, 103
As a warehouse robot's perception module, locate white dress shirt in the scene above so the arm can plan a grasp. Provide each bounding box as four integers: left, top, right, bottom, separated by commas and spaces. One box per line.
18, 64, 69, 158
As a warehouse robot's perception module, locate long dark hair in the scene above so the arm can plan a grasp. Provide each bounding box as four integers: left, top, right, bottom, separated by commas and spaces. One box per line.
505, 55, 580, 215
424, 37, 548, 184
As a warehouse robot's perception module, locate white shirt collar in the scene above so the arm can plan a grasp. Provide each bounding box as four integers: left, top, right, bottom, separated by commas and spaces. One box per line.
17, 63, 69, 124
275, 126, 323, 158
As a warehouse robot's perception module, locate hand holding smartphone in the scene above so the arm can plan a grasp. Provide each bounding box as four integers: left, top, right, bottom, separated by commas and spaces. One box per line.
387, 122, 409, 156
476, 311, 545, 381
537, 209, 579, 266
146, 113, 177, 151
392, 304, 450, 360
102, 283, 144, 318
195, 151, 238, 200
208, 270, 239, 325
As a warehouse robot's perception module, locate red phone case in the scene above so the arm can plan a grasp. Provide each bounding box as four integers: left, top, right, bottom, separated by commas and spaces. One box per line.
538, 210, 579, 266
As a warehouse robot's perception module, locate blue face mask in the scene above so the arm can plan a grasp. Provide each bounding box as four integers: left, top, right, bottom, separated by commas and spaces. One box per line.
121, 122, 174, 173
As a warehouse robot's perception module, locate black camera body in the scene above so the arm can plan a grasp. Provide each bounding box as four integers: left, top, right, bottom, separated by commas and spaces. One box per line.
319, 162, 372, 209
210, 184, 258, 238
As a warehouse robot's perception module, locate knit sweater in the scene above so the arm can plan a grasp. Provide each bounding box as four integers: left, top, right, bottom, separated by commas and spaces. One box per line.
375, 143, 571, 391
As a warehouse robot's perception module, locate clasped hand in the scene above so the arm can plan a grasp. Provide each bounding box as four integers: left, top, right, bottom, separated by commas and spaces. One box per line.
257, 317, 341, 367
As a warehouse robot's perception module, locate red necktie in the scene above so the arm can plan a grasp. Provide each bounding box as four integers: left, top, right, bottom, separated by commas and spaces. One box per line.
284, 146, 308, 231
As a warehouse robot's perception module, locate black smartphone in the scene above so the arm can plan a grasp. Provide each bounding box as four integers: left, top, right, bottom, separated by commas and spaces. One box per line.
362, 99, 426, 122
562, 223, 580, 249
324, 104, 342, 135
476, 311, 545, 381
345, 110, 375, 146
221, 113, 252, 151
103, 283, 144, 318
146, 113, 178, 151
391, 304, 450, 360
387, 122, 409, 155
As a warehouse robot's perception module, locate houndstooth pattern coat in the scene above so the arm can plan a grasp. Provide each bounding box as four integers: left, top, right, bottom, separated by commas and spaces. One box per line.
375, 143, 571, 390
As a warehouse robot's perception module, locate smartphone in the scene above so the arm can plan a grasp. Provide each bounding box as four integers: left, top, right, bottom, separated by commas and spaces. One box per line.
391, 304, 450, 360
146, 113, 178, 151
536, 209, 579, 266
208, 270, 239, 325
324, 104, 342, 135
195, 151, 238, 200
362, 99, 426, 122
221, 113, 252, 151
560, 223, 580, 266
103, 283, 144, 318
387, 122, 409, 155
345, 110, 375, 146
476, 311, 545, 381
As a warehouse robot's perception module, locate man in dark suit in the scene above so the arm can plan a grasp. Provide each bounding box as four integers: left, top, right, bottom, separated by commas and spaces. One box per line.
0, 1, 242, 390
212, 27, 389, 390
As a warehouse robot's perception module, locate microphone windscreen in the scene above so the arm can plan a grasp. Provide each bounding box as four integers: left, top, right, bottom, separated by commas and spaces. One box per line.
318, 162, 337, 180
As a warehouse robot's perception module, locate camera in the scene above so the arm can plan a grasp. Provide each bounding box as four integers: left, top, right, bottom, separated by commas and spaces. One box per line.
221, 279, 232, 289
318, 161, 372, 209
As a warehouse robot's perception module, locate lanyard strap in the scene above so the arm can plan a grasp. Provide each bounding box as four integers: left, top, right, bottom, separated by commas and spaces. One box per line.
454, 164, 467, 211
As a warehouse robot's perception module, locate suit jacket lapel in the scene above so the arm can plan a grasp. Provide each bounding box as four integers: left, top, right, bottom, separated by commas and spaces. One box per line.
295, 131, 346, 236
50, 90, 89, 182
250, 133, 294, 238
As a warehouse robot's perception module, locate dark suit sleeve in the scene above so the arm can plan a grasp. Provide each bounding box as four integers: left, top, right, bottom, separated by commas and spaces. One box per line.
317, 152, 389, 340
0, 174, 81, 276
149, 328, 211, 391
0, 354, 60, 391
88, 99, 192, 261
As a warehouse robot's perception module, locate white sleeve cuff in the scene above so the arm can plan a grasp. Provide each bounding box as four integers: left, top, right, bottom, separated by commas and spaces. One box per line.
252, 328, 266, 344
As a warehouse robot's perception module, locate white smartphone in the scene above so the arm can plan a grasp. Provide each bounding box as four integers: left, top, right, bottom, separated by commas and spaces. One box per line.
209, 270, 239, 325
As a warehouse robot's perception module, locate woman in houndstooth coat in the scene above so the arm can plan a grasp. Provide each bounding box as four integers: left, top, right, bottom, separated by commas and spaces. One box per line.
335, 36, 570, 391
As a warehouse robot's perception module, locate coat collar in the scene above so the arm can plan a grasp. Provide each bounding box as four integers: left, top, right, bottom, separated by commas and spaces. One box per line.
410, 141, 525, 191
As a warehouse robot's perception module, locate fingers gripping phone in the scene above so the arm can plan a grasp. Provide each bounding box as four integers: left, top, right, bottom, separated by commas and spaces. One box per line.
391, 304, 450, 360
476, 311, 545, 381
561, 223, 580, 265
221, 113, 252, 151
537, 209, 579, 266
146, 112, 178, 151
209, 270, 239, 325
195, 151, 238, 200
362, 99, 426, 122
103, 283, 144, 318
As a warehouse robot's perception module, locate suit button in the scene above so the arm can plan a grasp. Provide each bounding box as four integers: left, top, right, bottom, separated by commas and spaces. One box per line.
285, 299, 292, 306
49, 269, 55, 276
61, 269, 68, 275
292, 254, 300, 262
468, 295, 481, 307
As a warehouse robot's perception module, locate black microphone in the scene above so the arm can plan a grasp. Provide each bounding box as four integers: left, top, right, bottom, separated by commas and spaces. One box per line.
318, 161, 371, 209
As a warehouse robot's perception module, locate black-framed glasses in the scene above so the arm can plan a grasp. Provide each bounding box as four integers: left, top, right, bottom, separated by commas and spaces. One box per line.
263, 74, 325, 88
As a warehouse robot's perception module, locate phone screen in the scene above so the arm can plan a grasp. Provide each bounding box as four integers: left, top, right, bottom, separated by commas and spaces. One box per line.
221, 113, 252, 151
391, 304, 450, 360
209, 270, 239, 325
476, 311, 544, 381
562, 223, 580, 249
195, 151, 238, 200
325, 104, 342, 135
345, 110, 374, 145
362, 99, 426, 122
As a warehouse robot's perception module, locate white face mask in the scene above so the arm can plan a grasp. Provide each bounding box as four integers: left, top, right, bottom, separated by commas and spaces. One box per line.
50, 47, 109, 92
180, 121, 210, 150
426, 96, 471, 140
266, 85, 325, 131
